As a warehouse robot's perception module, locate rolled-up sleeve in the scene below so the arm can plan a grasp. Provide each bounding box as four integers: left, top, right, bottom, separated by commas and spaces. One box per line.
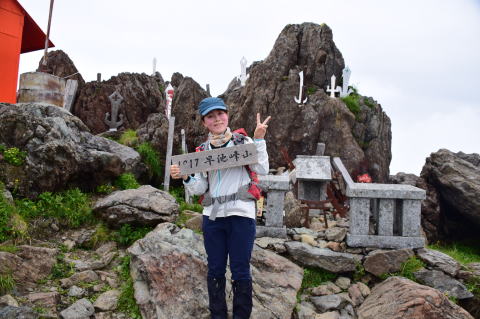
183, 172, 209, 195
248, 138, 269, 175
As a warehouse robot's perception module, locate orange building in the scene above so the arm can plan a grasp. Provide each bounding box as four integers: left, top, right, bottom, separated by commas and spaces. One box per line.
0, 0, 54, 103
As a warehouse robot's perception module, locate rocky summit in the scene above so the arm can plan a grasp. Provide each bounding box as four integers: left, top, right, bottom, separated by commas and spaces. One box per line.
0, 22, 478, 319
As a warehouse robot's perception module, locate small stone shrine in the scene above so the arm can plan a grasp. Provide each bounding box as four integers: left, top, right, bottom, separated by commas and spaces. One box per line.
290, 143, 332, 218
332, 157, 426, 249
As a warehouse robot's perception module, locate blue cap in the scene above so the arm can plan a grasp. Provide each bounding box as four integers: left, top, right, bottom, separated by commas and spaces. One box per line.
198, 97, 228, 116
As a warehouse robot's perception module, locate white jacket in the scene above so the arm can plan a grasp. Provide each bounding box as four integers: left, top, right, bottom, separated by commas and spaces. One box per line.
183, 137, 269, 220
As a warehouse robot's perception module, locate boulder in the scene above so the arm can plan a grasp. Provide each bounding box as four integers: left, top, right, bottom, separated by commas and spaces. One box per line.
127, 223, 302, 319
0, 245, 57, 291
221, 23, 391, 182
59, 298, 95, 319
0, 103, 146, 198
73, 72, 165, 134
420, 149, 480, 239
36, 50, 85, 87
357, 276, 473, 319
363, 249, 414, 277
93, 185, 179, 227
285, 241, 362, 273
414, 269, 473, 300
416, 248, 461, 276
0, 306, 39, 319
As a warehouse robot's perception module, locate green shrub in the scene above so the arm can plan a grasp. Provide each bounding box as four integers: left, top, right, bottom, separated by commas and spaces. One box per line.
341, 94, 361, 115
83, 223, 112, 249
0, 194, 14, 242
136, 142, 163, 181
363, 97, 375, 109
96, 184, 115, 194
1, 147, 27, 166
50, 253, 75, 279
114, 173, 140, 190
297, 267, 336, 302
15, 188, 93, 229
0, 273, 15, 295
428, 241, 480, 265
117, 256, 141, 318
119, 129, 138, 147
0, 245, 18, 253
113, 224, 153, 247
380, 256, 425, 281
306, 87, 317, 95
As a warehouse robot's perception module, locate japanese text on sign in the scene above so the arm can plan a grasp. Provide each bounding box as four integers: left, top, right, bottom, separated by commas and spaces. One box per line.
171, 144, 258, 175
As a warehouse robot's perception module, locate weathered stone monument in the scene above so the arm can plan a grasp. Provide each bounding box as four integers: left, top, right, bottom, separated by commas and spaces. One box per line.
104, 90, 124, 131
257, 174, 290, 238
332, 157, 426, 249
339, 66, 353, 98
239, 56, 249, 86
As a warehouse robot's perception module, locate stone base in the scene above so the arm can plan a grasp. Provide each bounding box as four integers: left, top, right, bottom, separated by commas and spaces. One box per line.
256, 226, 287, 238
347, 234, 425, 249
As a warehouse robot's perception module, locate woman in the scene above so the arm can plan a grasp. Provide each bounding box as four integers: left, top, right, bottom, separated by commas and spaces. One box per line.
170, 97, 270, 319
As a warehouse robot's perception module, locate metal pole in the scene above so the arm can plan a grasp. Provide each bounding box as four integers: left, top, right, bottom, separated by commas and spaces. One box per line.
42, 0, 55, 66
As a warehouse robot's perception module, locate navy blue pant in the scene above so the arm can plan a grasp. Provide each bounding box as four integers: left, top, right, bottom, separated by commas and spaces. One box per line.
202, 215, 256, 281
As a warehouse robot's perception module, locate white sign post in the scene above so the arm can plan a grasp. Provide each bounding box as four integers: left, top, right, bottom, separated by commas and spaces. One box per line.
163, 116, 175, 192
165, 83, 174, 118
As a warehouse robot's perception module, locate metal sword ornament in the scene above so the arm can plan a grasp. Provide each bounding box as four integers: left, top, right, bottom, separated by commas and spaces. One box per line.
326, 75, 342, 98
294, 71, 308, 105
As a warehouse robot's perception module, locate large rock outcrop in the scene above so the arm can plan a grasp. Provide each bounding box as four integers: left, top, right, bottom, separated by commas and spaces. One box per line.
72, 73, 165, 134
137, 73, 209, 156
220, 23, 391, 182
0, 103, 146, 198
127, 223, 303, 319
36, 50, 85, 87
358, 276, 473, 319
420, 149, 480, 239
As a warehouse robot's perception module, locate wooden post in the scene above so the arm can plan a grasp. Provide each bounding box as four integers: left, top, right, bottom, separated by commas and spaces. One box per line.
163, 116, 175, 191
181, 129, 192, 203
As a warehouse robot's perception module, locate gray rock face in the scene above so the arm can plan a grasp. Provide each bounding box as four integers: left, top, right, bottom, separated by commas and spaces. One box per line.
0, 306, 39, 319
137, 74, 209, 161
60, 298, 95, 319
221, 23, 391, 182
0, 103, 146, 198
285, 241, 362, 273
127, 223, 302, 319
73, 72, 165, 134
414, 269, 474, 300
416, 177, 443, 243
358, 276, 473, 319
421, 149, 480, 238
93, 185, 179, 227
93, 290, 120, 311
0, 245, 57, 291
416, 248, 461, 276
363, 249, 414, 277
310, 294, 348, 313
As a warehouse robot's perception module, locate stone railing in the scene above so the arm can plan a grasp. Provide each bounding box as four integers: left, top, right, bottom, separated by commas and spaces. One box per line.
332, 157, 426, 249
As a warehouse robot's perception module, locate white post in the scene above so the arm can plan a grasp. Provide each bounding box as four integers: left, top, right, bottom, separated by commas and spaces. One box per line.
181, 129, 192, 203
294, 71, 308, 104
152, 57, 157, 76
163, 116, 175, 192
239, 56, 249, 86
165, 83, 174, 118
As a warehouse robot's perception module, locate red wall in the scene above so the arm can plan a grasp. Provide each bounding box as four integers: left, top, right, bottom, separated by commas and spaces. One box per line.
0, 0, 25, 103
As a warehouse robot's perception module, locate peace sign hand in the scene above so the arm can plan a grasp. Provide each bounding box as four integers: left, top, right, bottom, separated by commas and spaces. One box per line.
253, 113, 271, 139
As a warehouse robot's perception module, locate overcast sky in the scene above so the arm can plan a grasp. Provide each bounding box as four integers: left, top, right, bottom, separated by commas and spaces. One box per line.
18, 0, 480, 176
